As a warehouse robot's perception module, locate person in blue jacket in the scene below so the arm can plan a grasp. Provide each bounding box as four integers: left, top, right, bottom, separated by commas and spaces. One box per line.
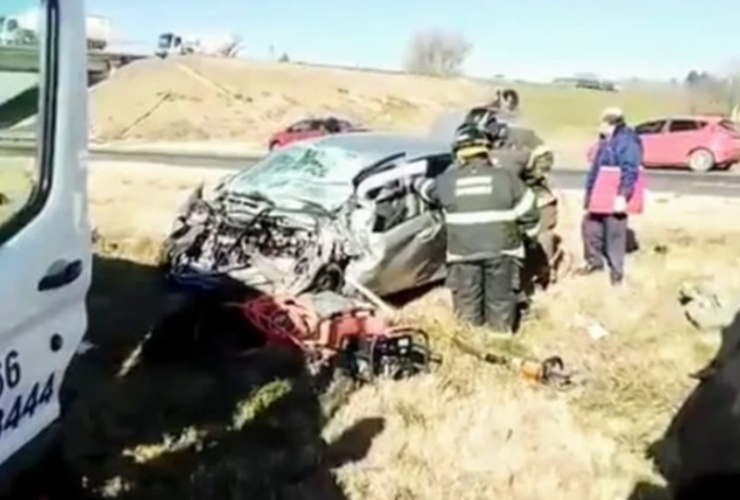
579, 107, 642, 285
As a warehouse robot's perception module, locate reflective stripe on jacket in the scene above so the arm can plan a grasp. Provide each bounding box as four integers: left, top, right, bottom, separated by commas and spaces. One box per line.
435, 156, 540, 263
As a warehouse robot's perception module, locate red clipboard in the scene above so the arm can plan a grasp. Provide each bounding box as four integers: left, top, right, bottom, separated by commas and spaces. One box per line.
587, 166, 645, 214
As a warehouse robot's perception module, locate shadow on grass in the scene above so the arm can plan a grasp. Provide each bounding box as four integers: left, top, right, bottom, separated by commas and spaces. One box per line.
627, 310, 740, 500
386, 281, 440, 308
626, 481, 670, 500
9, 253, 385, 499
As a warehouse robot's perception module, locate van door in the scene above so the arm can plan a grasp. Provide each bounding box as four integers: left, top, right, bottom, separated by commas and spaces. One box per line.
0, 0, 90, 467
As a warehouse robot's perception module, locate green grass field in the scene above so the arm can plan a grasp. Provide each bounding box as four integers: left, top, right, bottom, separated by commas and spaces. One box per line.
283, 60, 694, 137
509, 82, 691, 136
88, 56, 700, 147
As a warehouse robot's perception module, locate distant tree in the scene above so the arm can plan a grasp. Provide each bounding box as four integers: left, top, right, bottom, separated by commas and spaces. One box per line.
685, 70, 702, 87
683, 66, 739, 114
217, 35, 244, 58
279, 52, 290, 63
403, 29, 471, 77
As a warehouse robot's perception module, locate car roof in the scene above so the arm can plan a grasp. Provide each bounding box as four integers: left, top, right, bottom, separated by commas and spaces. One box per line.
291, 115, 358, 124
298, 132, 451, 162
639, 115, 726, 124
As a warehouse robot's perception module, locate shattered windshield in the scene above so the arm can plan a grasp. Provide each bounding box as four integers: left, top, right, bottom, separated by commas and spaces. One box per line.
226, 144, 368, 211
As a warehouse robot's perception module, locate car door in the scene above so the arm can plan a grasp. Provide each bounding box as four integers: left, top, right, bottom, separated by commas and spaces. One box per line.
302, 119, 326, 140
348, 154, 451, 295
281, 119, 311, 144
0, 0, 91, 467
634, 119, 668, 166
664, 119, 706, 166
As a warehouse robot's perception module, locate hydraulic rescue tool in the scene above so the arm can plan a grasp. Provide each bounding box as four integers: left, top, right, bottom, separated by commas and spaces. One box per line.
231, 292, 438, 382
453, 337, 576, 390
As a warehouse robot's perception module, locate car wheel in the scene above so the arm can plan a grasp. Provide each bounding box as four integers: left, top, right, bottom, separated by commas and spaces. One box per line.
269, 141, 279, 150
688, 149, 715, 172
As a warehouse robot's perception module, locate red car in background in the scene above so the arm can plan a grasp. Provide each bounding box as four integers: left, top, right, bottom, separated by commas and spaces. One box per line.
587, 115, 740, 172
268, 117, 366, 150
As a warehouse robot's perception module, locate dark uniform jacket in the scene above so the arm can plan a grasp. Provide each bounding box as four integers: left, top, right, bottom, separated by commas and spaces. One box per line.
506, 126, 544, 150
499, 126, 545, 177
499, 127, 556, 220
428, 156, 540, 263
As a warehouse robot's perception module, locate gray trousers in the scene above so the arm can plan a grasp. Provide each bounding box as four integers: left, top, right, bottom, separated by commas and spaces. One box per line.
448, 257, 518, 332
582, 213, 628, 281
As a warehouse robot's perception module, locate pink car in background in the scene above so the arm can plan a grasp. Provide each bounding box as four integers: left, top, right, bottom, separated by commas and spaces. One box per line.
268, 117, 366, 150
587, 116, 740, 172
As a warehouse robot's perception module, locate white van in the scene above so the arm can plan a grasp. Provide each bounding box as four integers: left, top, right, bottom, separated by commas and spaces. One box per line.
0, 0, 90, 489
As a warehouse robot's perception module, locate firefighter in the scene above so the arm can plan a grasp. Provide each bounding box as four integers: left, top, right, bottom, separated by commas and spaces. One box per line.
462, 105, 544, 177
419, 122, 540, 332
462, 106, 558, 291
325, 116, 341, 133
474, 88, 544, 152
528, 145, 557, 260
520, 145, 559, 291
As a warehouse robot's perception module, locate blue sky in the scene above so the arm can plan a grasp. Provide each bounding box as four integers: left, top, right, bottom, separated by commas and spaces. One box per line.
12, 0, 740, 81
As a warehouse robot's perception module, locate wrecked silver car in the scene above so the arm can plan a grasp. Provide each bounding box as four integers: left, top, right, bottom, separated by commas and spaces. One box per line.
159, 133, 453, 296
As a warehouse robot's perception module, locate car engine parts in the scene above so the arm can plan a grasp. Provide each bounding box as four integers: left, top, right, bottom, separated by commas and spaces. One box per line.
160, 187, 355, 295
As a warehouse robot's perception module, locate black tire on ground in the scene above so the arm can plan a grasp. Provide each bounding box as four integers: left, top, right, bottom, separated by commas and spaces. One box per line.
269, 141, 279, 151
688, 148, 715, 173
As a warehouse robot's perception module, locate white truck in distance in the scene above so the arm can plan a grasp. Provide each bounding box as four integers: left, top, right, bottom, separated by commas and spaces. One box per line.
0, 8, 109, 51
156, 31, 242, 58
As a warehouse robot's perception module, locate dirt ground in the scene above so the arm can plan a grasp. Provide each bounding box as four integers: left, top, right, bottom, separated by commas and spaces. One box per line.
58, 162, 740, 499
88, 57, 687, 152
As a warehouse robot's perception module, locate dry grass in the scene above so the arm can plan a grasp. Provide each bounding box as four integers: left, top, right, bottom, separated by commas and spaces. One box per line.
89, 57, 687, 152
75, 163, 739, 498
320, 192, 739, 499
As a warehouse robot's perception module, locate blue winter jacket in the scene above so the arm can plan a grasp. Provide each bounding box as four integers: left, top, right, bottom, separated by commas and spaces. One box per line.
585, 125, 643, 204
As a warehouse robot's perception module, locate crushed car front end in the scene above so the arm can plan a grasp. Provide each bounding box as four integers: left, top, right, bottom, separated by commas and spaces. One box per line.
160, 186, 361, 295
159, 134, 452, 298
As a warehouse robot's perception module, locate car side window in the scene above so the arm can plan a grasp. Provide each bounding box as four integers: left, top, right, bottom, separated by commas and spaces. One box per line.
668, 120, 700, 133
288, 120, 312, 133
426, 153, 453, 178
355, 158, 432, 233
0, 1, 51, 244
634, 120, 667, 135
719, 120, 739, 133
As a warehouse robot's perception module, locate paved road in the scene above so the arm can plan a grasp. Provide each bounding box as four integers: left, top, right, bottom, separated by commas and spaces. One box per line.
552, 168, 740, 197
89, 150, 740, 197
6, 148, 740, 197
